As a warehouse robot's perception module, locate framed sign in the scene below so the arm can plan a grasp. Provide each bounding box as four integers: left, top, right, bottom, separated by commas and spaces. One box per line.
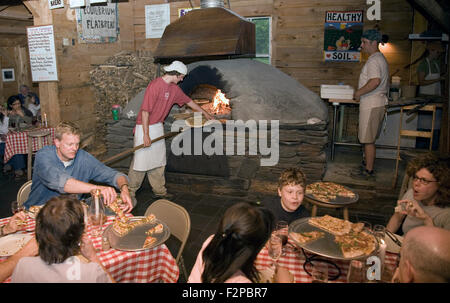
2, 68, 15, 82
323, 11, 363, 62
76, 2, 119, 43
27, 25, 58, 82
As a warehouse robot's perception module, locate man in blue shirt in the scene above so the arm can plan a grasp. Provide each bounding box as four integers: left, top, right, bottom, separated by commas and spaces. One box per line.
17, 85, 40, 106
24, 121, 133, 212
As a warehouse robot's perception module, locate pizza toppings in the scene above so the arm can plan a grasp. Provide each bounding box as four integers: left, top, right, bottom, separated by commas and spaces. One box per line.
308, 215, 353, 236
112, 213, 158, 237
290, 231, 325, 244
146, 223, 164, 235
142, 236, 157, 249
335, 231, 376, 259
306, 182, 356, 202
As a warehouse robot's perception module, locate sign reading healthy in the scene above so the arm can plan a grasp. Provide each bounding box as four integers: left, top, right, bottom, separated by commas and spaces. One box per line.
170, 113, 280, 167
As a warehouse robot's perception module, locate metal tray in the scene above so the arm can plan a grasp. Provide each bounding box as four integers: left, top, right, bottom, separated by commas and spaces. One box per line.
305, 183, 359, 205
104, 217, 170, 251
288, 217, 378, 261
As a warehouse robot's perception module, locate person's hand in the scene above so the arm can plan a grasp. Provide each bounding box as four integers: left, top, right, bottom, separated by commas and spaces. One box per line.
273, 265, 294, 283
143, 134, 152, 147
15, 109, 25, 117
119, 187, 133, 213
391, 267, 400, 283
404, 200, 433, 225
353, 90, 361, 102
80, 235, 101, 263
14, 237, 38, 258
97, 186, 118, 206
3, 211, 27, 235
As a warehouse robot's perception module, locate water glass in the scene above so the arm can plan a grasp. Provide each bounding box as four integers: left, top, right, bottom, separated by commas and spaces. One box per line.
276, 221, 289, 246
268, 231, 282, 262
347, 260, 366, 283
11, 200, 25, 214
88, 194, 106, 237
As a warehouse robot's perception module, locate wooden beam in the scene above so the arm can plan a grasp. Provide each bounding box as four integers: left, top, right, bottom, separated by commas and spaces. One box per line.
408, 0, 450, 33
0, 25, 27, 34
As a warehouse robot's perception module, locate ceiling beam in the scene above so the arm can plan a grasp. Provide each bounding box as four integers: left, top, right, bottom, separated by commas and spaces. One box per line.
408, 0, 450, 33
0, 24, 27, 34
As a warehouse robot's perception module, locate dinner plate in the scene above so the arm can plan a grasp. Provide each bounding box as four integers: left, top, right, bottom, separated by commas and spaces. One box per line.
288, 217, 378, 261
305, 183, 359, 205
385, 233, 403, 254
104, 217, 170, 252
0, 233, 33, 257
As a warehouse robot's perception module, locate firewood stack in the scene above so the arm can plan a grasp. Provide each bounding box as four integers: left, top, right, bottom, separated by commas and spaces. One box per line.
89, 51, 158, 156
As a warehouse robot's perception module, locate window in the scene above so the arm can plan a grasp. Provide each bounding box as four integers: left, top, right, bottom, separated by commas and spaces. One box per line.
247, 17, 271, 65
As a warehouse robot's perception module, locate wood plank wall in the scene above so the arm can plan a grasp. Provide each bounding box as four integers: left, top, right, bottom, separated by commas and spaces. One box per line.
134, 0, 414, 95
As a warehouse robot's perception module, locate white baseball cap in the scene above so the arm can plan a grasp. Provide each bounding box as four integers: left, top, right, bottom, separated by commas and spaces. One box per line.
163, 61, 187, 75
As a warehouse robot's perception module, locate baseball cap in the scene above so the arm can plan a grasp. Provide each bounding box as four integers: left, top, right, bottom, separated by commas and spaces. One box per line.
362, 29, 382, 42
163, 61, 187, 75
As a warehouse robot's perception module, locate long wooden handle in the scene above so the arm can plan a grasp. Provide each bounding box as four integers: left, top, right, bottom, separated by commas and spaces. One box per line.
102, 131, 181, 165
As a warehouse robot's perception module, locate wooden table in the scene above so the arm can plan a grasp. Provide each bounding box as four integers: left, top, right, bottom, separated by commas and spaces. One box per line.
0, 215, 179, 283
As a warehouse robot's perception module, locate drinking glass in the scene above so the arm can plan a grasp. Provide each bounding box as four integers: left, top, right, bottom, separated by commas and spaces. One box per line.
267, 231, 282, 264
11, 200, 25, 214
373, 224, 387, 274
347, 260, 366, 283
276, 221, 289, 247
88, 193, 106, 237
312, 262, 328, 283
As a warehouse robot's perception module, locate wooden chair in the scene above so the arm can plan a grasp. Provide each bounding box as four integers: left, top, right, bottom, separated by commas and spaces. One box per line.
144, 199, 191, 281
17, 180, 32, 207
27, 129, 51, 180
392, 104, 437, 188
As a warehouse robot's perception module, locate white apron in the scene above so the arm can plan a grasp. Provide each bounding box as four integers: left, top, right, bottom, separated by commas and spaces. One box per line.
419, 58, 441, 95
133, 123, 166, 171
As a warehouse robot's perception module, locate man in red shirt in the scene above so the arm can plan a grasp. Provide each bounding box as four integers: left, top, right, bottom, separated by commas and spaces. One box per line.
128, 61, 213, 203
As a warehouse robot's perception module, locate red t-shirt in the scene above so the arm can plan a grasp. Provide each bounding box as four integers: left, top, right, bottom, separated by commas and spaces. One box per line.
136, 77, 191, 125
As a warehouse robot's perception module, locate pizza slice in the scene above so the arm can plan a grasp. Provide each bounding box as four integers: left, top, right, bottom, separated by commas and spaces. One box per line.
143, 236, 157, 249
308, 215, 352, 236
290, 231, 325, 245
335, 231, 376, 258
146, 223, 164, 235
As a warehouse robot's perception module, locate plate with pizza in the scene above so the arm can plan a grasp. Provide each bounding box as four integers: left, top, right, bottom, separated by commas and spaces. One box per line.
305, 181, 358, 205
104, 216, 170, 252
288, 216, 378, 260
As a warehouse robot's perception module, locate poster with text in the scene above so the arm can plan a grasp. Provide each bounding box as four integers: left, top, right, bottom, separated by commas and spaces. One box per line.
145, 3, 170, 39
76, 2, 119, 43
27, 25, 58, 82
323, 11, 363, 62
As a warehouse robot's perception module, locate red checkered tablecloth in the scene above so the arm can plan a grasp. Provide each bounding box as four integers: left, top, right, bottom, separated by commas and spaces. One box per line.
255, 238, 399, 283
0, 215, 179, 283
4, 128, 55, 163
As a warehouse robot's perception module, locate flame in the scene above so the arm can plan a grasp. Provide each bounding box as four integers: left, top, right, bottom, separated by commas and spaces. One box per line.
212, 89, 230, 114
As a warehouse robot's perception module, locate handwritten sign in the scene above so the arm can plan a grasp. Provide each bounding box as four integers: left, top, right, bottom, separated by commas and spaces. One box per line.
27, 25, 58, 82
76, 2, 119, 43
323, 11, 363, 62
145, 4, 170, 39
48, 0, 64, 9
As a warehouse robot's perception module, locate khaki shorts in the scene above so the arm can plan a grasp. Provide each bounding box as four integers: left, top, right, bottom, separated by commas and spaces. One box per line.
358, 105, 385, 144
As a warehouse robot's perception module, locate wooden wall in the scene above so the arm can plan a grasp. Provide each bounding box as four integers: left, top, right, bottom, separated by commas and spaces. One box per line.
11, 0, 418, 153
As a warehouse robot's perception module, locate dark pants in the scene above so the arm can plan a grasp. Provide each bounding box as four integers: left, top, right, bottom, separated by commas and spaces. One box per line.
1, 143, 26, 171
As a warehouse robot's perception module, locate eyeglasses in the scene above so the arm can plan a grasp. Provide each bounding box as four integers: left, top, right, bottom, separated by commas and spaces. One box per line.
413, 175, 438, 185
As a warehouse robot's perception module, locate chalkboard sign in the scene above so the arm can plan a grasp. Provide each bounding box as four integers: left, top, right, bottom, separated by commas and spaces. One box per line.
27, 25, 58, 82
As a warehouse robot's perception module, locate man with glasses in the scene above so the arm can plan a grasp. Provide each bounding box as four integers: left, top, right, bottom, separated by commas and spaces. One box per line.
387, 153, 450, 235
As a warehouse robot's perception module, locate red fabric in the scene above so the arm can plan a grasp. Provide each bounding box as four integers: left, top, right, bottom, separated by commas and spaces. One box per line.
136, 77, 191, 125
0, 214, 179, 283
254, 237, 398, 283
4, 128, 55, 163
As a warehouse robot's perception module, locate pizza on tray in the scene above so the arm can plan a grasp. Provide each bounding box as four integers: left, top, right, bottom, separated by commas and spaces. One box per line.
143, 236, 157, 249
335, 231, 377, 258
289, 231, 325, 245
146, 223, 164, 235
306, 182, 356, 202
112, 213, 157, 237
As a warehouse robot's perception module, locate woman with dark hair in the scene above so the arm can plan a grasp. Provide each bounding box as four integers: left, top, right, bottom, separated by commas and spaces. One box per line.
11, 195, 114, 282
7, 95, 33, 126
387, 153, 450, 235
188, 202, 275, 283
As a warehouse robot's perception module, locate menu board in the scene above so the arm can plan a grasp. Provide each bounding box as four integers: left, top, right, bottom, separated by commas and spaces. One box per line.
145, 3, 170, 39
27, 25, 58, 82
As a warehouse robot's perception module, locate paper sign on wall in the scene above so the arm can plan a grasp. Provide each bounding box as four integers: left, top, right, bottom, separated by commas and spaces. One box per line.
27, 25, 58, 82
70, 0, 85, 8
89, 0, 107, 4
323, 11, 363, 62
145, 4, 170, 39
48, 0, 64, 9
76, 2, 119, 43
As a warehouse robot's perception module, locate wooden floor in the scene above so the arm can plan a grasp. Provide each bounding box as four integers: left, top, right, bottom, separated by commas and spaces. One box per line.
0, 145, 406, 282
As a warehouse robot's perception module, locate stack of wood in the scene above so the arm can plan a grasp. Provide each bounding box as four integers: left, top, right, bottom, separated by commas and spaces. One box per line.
89, 51, 158, 155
